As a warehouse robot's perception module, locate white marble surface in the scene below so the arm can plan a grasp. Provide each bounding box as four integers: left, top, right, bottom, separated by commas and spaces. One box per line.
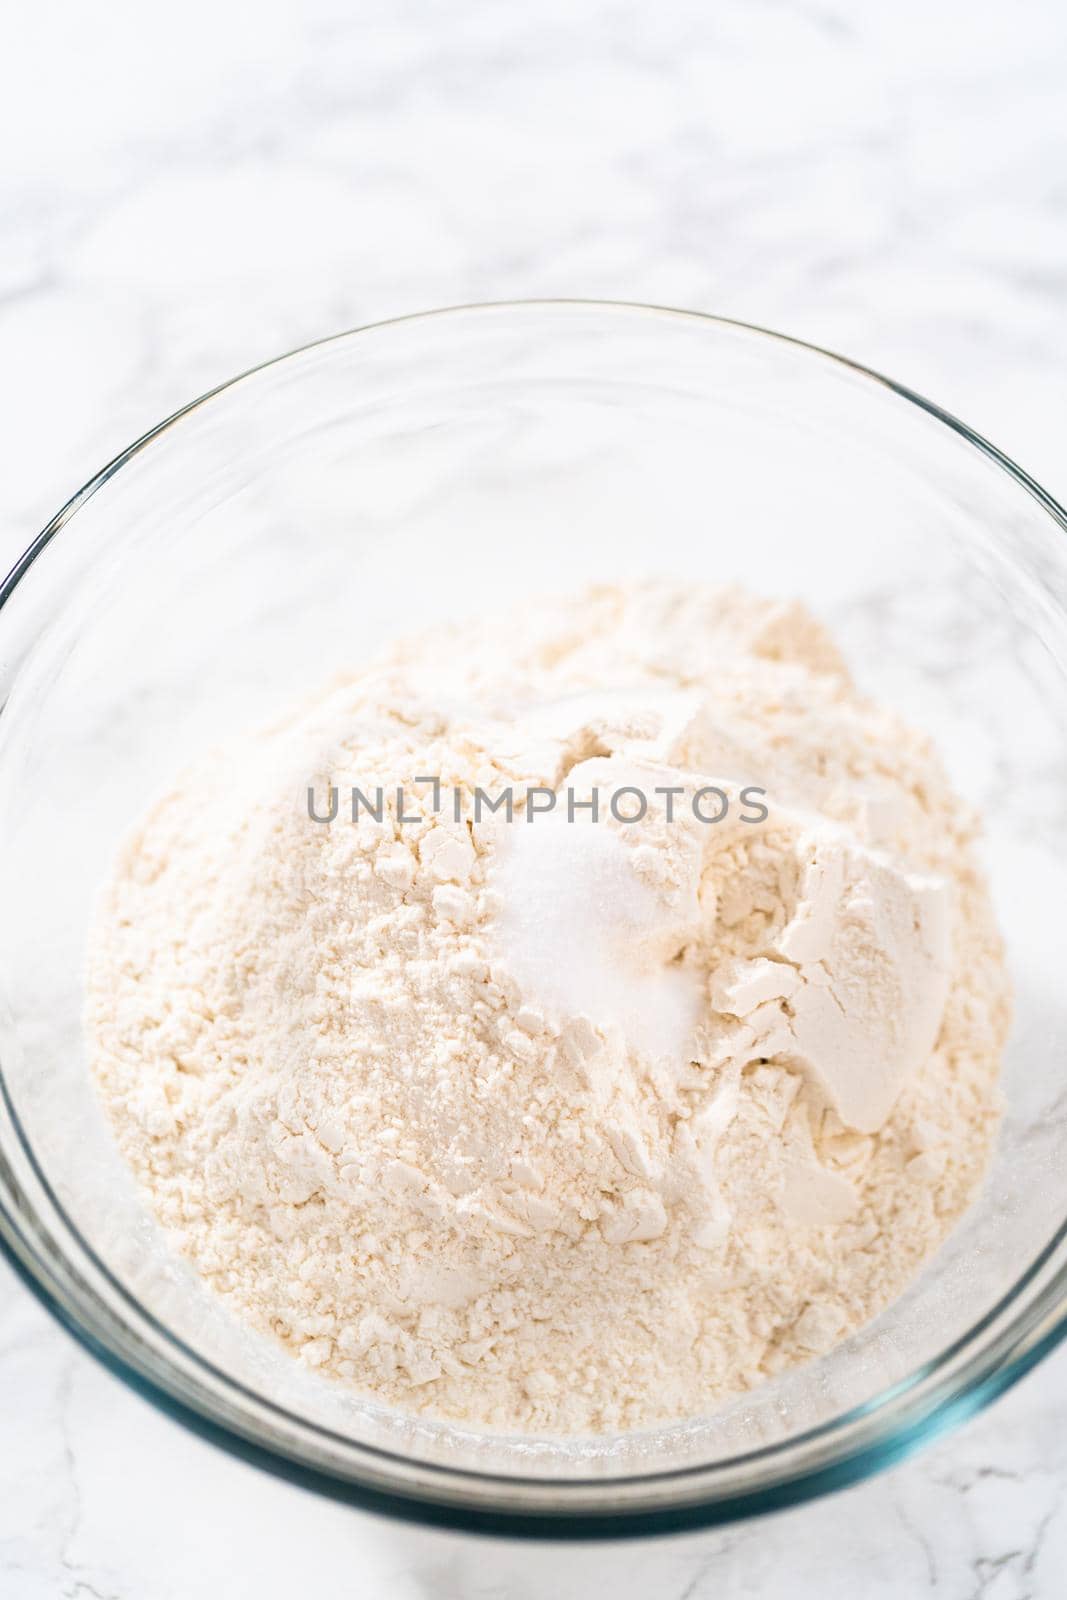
2, 1, 1067, 1594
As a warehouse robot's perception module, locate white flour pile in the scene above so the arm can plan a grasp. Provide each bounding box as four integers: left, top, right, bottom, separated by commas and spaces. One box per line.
88, 582, 1009, 1433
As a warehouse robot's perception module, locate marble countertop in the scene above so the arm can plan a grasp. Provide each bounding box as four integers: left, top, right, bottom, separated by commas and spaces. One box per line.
2, 1, 1067, 1594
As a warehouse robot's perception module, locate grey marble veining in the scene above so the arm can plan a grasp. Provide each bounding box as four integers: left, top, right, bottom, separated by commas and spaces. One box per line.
2, 1, 1067, 1595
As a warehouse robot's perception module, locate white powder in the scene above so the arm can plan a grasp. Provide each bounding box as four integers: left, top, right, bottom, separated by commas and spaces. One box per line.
491, 810, 704, 1065
87, 582, 1009, 1432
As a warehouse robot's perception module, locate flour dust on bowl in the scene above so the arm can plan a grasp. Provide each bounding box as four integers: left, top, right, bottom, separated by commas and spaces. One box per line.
1, 303, 1067, 1536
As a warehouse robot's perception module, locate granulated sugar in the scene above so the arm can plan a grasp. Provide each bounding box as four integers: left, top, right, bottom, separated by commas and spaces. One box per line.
87, 583, 1009, 1432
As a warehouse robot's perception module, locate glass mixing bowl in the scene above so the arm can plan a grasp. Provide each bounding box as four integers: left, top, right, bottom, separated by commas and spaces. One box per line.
1, 301, 1066, 1538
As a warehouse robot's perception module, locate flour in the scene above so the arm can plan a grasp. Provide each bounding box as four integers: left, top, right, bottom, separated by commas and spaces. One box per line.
87, 582, 1009, 1432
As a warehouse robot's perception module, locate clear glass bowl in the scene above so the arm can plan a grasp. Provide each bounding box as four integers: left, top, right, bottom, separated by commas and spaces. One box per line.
1, 301, 1066, 1538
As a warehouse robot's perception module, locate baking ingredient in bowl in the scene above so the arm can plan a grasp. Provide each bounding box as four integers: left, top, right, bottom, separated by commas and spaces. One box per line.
87, 583, 1009, 1433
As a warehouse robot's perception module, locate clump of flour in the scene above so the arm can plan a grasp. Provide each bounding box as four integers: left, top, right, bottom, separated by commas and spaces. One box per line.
87, 582, 1009, 1432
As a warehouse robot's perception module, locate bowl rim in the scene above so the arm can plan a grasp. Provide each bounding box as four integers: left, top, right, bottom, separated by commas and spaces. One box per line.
2, 297, 1067, 1539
